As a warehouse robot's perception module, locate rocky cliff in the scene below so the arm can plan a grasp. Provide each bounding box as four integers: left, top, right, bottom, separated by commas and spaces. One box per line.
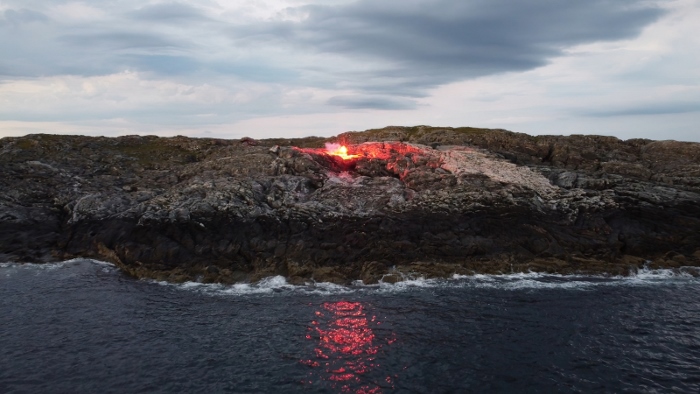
2, 126, 699, 284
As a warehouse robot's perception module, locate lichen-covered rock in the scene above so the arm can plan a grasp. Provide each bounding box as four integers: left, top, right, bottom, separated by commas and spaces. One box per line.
1, 126, 699, 283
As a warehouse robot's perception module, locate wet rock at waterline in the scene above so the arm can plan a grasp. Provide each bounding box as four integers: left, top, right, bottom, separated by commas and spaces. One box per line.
1, 126, 699, 284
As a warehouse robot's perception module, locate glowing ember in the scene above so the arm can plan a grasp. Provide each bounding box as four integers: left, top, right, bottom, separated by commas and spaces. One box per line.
295, 141, 426, 165
326, 143, 360, 160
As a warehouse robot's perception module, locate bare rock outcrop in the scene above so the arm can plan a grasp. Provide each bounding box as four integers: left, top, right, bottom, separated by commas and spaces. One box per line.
1, 127, 699, 283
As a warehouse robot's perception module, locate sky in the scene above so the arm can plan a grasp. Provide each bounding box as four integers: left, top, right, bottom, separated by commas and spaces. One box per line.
1, 0, 699, 142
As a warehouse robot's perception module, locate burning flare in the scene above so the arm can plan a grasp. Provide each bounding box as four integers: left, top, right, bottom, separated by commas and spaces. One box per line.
326, 143, 360, 160
295, 141, 424, 164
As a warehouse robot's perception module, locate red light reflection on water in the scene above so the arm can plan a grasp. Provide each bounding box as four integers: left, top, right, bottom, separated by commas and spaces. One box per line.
301, 301, 396, 393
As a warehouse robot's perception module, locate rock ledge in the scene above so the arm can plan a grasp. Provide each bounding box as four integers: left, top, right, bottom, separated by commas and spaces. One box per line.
1, 126, 699, 283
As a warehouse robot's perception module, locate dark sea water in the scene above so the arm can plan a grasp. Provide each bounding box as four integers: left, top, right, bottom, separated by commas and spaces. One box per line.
2, 259, 700, 393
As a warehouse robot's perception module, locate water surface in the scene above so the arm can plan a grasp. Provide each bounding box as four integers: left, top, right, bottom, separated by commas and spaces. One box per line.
2, 259, 699, 393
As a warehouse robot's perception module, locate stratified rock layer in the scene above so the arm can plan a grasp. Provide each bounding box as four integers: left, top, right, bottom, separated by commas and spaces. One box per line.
1, 126, 699, 283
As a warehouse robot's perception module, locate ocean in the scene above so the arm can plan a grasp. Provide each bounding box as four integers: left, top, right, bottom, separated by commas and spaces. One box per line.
2, 259, 699, 393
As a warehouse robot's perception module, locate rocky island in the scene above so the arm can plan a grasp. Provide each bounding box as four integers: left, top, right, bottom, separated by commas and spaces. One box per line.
1, 126, 699, 284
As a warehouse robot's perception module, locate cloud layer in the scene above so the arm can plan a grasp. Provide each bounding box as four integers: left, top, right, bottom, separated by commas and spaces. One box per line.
1, 1, 665, 90
1, 0, 698, 141
245, 1, 663, 94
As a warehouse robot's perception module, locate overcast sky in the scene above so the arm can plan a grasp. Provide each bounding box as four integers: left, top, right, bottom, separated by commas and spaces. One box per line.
1, 0, 699, 142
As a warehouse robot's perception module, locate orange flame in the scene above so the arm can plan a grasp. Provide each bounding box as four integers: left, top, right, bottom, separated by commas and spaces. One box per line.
326, 143, 360, 160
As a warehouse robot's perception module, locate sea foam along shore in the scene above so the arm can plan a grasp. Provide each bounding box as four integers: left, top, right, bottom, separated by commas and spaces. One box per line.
5, 258, 695, 296
3, 258, 700, 297
156, 267, 700, 296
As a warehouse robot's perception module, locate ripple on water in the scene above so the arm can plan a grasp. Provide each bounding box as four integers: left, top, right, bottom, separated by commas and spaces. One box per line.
2, 259, 700, 393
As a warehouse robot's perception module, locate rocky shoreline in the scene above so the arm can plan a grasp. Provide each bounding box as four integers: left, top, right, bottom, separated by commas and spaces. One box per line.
2, 126, 699, 284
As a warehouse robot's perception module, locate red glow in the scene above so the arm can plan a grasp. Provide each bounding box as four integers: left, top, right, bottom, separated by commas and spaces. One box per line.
327, 144, 360, 160
301, 301, 397, 393
295, 141, 426, 166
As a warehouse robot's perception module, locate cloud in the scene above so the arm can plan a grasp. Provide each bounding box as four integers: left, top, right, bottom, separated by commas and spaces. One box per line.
327, 95, 416, 110
127, 55, 201, 75
232, 0, 665, 94
0, 0, 697, 143
585, 102, 700, 117
0, 1, 665, 90
59, 31, 183, 51
129, 2, 210, 23
0, 5, 198, 78
0, 8, 49, 26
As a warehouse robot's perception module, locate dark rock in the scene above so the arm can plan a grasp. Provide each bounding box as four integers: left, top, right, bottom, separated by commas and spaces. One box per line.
1, 126, 699, 283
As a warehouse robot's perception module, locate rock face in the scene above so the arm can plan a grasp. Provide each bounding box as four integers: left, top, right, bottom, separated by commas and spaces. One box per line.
1, 126, 700, 284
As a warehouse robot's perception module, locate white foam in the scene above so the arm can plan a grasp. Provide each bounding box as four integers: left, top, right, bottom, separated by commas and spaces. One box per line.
151, 266, 700, 296
628, 266, 694, 279
616, 266, 700, 286
157, 275, 356, 296
0, 258, 118, 278
0, 258, 115, 270
3, 258, 697, 295
378, 275, 440, 291
452, 268, 700, 291
459, 277, 599, 291
258, 275, 290, 288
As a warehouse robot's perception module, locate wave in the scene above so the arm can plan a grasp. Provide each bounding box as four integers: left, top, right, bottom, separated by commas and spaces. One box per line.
156, 267, 700, 296
450, 267, 700, 290
155, 275, 357, 296
3, 259, 698, 295
0, 258, 116, 270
